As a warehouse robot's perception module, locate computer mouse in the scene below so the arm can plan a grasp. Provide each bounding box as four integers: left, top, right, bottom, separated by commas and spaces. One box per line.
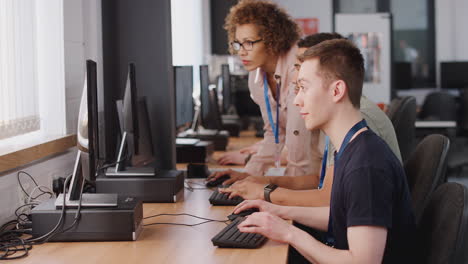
206, 174, 230, 187
227, 208, 259, 221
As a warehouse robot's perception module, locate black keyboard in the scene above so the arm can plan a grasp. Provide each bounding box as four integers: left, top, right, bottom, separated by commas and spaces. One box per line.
212, 217, 267, 248
206, 175, 230, 187
209, 189, 244, 206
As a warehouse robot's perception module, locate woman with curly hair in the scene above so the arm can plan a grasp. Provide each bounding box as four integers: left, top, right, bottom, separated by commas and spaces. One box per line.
211, 0, 323, 182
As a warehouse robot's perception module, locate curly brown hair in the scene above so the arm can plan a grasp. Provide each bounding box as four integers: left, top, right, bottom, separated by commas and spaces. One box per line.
224, 0, 301, 55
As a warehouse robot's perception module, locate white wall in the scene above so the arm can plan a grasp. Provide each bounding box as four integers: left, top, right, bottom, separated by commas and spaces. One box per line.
171, 0, 211, 100
436, 0, 468, 86
274, 0, 333, 32
64, 0, 104, 134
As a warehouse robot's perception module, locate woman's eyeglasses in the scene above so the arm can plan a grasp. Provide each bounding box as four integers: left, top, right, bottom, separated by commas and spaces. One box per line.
231, 39, 263, 51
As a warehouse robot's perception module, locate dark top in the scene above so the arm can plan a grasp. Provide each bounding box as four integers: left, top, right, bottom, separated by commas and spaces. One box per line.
330, 130, 416, 264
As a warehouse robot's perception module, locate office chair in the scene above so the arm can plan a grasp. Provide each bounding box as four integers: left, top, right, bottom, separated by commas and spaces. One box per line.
387, 96, 417, 162
416, 182, 468, 264
419, 92, 457, 121
404, 134, 450, 224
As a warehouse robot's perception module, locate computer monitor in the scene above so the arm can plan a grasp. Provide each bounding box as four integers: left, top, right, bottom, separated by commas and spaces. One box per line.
56, 60, 117, 207
209, 87, 223, 130
123, 63, 139, 155
199, 65, 211, 128
75, 60, 99, 187
394, 62, 412, 90
106, 63, 155, 177
441, 61, 468, 89
174, 66, 194, 128
221, 64, 231, 113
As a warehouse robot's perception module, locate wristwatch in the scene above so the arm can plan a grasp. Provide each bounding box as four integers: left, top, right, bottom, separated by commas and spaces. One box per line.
264, 183, 278, 202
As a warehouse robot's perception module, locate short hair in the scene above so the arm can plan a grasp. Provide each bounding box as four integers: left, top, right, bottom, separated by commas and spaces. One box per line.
297, 33, 344, 48
224, 0, 300, 55
298, 39, 364, 108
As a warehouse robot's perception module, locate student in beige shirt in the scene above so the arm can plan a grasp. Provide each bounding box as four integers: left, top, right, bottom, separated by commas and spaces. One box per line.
215, 0, 321, 178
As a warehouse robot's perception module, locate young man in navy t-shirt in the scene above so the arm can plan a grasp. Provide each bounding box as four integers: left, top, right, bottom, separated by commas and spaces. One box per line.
234, 38, 416, 263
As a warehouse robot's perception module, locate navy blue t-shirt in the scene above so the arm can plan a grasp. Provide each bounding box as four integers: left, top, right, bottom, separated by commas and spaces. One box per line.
329, 130, 416, 264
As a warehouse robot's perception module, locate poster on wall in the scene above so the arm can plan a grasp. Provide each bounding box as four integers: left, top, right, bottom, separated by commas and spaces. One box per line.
295, 18, 319, 36
335, 13, 392, 104
346, 33, 383, 84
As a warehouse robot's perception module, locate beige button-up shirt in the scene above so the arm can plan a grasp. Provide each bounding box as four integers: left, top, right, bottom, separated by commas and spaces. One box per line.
244, 45, 322, 176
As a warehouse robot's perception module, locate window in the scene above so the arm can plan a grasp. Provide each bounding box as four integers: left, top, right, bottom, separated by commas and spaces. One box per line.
0, 0, 66, 156
0, 0, 40, 140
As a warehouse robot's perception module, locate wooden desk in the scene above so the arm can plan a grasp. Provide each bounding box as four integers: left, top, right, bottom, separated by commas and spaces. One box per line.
9, 181, 288, 264
10, 130, 287, 264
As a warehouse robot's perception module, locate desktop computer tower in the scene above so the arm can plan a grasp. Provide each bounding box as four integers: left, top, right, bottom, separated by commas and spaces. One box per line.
178, 130, 229, 151
31, 195, 143, 242
95, 170, 185, 203
176, 140, 214, 163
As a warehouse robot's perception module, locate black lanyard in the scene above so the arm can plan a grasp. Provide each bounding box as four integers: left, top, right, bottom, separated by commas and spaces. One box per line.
325, 119, 368, 247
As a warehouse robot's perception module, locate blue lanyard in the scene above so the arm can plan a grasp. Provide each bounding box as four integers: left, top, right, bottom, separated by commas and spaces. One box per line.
263, 72, 280, 144
325, 119, 368, 247
318, 136, 329, 189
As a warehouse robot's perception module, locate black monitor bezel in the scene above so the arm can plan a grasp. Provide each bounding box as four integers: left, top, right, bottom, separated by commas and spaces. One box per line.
174, 65, 194, 128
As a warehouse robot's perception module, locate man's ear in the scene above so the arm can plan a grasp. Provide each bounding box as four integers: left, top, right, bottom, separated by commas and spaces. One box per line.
331, 80, 347, 103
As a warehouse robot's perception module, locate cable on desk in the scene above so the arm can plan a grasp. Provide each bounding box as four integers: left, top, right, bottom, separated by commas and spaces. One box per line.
143, 213, 230, 227
0, 174, 73, 260
184, 180, 209, 192
144, 220, 221, 227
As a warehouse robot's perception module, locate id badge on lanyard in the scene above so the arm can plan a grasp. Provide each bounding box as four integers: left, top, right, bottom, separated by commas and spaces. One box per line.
263, 72, 281, 168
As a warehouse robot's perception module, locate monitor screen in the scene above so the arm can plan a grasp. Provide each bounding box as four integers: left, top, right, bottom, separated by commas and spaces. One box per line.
209, 86, 223, 130
441, 61, 468, 88
122, 63, 140, 155
71, 60, 99, 199
199, 65, 211, 127
116, 64, 154, 169
221, 64, 231, 113
394, 62, 412, 90
174, 66, 194, 127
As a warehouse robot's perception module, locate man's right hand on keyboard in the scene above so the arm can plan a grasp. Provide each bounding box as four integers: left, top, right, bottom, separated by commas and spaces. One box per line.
207, 169, 250, 185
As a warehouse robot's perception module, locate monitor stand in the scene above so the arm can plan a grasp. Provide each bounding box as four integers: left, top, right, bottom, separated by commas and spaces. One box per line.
104, 132, 156, 177
55, 150, 118, 208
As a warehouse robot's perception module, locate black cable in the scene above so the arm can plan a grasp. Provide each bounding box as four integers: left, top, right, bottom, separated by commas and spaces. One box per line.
184, 180, 208, 192
0, 172, 70, 260
143, 220, 217, 227
24, 174, 71, 244
17, 171, 39, 198
16, 171, 54, 202
143, 213, 229, 223
185, 180, 208, 187
95, 154, 129, 177
46, 175, 86, 239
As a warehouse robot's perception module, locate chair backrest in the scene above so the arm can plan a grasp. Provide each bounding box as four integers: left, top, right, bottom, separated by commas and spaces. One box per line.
387, 96, 417, 162
417, 182, 468, 264
404, 134, 450, 224
419, 92, 457, 121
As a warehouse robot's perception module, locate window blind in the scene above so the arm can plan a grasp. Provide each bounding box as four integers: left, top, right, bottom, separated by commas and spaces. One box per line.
0, 0, 40, 140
